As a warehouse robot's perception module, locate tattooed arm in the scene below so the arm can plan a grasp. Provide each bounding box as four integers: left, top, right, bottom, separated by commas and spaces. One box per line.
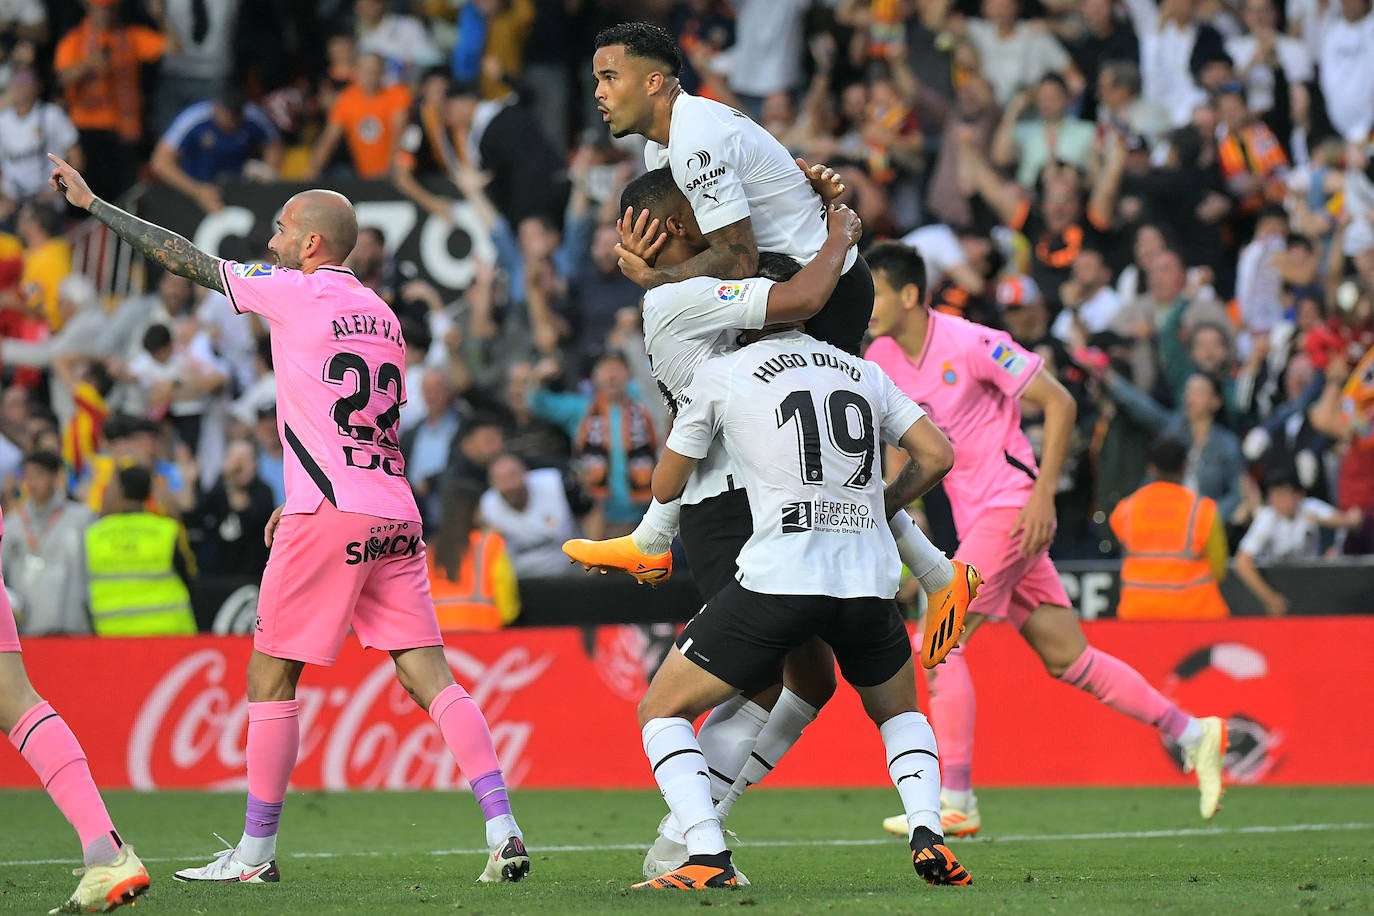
883, 417, 955, 519
619, 216, 759, 289
47, 152, 225, 293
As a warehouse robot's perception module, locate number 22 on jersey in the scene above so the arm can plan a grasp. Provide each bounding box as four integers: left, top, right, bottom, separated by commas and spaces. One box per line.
324, 351, 405, 478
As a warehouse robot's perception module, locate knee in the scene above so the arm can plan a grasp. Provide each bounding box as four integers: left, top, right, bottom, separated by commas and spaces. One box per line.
245, 654, 302, 703
0, 683, 41, 735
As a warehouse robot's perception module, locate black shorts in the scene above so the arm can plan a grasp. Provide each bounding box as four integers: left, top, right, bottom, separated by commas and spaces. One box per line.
678, 487, 752, 603
674, 580, 912, 692
804, 253, 874, 357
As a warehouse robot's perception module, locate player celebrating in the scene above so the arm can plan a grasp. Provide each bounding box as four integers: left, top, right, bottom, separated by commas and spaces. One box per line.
46, 154, 531, 885
632, 315, 970, 890
1, 600, 149, 912
861, 241, 1227, 837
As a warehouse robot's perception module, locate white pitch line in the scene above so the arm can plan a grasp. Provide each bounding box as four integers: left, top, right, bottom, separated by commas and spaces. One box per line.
0, 821, 1368, 869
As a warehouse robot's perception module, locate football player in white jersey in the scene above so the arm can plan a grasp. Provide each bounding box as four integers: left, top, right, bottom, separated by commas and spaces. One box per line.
629, 319, 972, 891
564, 167, 974, 880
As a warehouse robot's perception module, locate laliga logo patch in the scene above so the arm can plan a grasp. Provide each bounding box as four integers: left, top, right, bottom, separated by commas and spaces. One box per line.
230, 262, 275, 279
717, 283, 745, 302
990, 342, 1028, 377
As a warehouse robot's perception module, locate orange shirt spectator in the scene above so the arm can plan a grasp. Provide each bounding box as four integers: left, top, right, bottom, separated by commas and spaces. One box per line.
1215, 84, 1289, 215
308, 53, 412, 180
53, 3, 166, 141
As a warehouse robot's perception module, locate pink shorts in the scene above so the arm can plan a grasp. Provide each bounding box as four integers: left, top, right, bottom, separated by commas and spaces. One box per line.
0, 583, 19, 652
954, 506, 1072, 629
256, 500, 441, 666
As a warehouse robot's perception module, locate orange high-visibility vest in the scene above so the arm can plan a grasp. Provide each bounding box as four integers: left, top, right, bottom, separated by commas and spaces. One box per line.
429, 530, 518, 631
1109, 481, 1230, 620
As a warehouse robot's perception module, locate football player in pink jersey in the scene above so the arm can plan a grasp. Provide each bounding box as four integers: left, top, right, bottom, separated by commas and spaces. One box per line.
48, 154, 531, 886
861, 241, 1228, 836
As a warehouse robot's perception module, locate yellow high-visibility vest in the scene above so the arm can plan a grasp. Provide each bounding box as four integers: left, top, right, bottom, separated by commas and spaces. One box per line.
85, 512, 196, 636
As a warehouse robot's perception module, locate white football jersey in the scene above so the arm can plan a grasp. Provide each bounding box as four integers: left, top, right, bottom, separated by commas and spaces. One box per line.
645, 93, 858, 273
667, 331, 927, 598
642, 275, 773, 505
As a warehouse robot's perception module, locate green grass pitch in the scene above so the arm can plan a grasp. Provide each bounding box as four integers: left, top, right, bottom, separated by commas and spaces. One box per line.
1, 786, 1370, 914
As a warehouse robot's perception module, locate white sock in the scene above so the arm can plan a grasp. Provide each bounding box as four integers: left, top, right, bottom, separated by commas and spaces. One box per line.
661, 697, 767, 844
716, 689, 819, 820
1177, 717, 1205, 751
484, 813, 521, 848
880, 711, 943, 838
631, 498, 681, 554
237, 832, 275, 866
643, 717, 726, 857
888, 511, 954, 592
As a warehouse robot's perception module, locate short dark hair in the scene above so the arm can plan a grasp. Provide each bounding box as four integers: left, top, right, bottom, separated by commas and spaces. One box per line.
215, 84, 246, 115
757, 252, 802, 283
595, 22, 682, 77
619, 167, 682, 221
865, 240, 928, 301
1101, 60, 1142, 95
22, 201, 61, 237
447, 80, 481, 100
142, 323, 173, 353
1256, 203, 1289, 224
116, 465, 152, 504
1038, 71, 1070, 94
1148, 437, 1188, 476
23, 449, 61, 473
1263, 464, 1304, 493
460, 413, 506, 441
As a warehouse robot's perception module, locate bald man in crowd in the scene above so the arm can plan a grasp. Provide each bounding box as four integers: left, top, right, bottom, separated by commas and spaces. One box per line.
47, 154, 533, 887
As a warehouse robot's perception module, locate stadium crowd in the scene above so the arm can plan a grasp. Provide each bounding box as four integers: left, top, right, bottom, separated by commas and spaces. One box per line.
0, 0, 1371, 634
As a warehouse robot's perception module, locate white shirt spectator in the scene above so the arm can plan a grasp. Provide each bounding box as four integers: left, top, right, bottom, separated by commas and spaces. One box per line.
1124, 0, 1210, 126
1288, 0, 1343, 58
479, 468, 581, 578
1051, 286, 1126, 341
1235, 232, 1286, 358
1238, 498, 1340, 560
965, 20, 1072, 105
0, 101, 77, 202
1225, 33, 1314, 113
719, 0, 811, 97
1319, 10, 1374, 141
160, 0, 239, 81
0, 0, 44, 29
358, 13, 443, 73
900, 224, 966, 287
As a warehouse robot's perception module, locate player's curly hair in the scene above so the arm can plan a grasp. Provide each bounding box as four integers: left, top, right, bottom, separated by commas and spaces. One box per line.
619, 167, 681, 221
595, 21, 681, 76
757, 252, 802, 283
865, 240, 928, 300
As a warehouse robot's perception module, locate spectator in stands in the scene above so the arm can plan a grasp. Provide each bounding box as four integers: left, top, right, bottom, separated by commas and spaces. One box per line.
529, 351, 656, 539
1215, 83, 1289, 218
1123, 0, 1223, 127
428, 471, 520, 632
10, 201, 71, 334
127, 322, 228, 453
2, 275, 105, 425
151, 87, 283, 213
1100, 367, 1246, 518
443, 80, 568, 228
1235, 205, 1290, 362
84, 464, 197, 636
522, 0, 575, 155
0, 1, 45, 47
1233, 466, 1363, 613
480, 451, 580, 578
195, 438, 274, 577
966, 0, 1072, 106
1052, 244, 1125, 344
307, 51, 412, 180
1095, 61, 1171, 148
993, 73, 1098, 189
1227, 0, 1314, 120
1318, 0, 1374, 142
252, 406, 285, 506
0, 68, 80, 222
153, 0, 241, 133
343, 226, 398, 305
1243, 351, 1334, 496
53, 0, 169, 197
559, 224, 642, 373
354, 0, 442, 80
1063, 0, 1141, 121
1309, 348, 1374, 552
1110, 436, 1231, 618
497, 361, 571, 470
717, 0, 811, 119
402, 367, 463, 526
924, 74, 999, 228
2, 449, 93, 634
434, 412, 505, 554
53, 354, 113, 478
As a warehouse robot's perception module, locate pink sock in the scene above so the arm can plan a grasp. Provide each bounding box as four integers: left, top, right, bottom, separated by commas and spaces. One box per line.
9, 701, 120, 865
429, 684, 510, 818
928, 646, 975, 792
1060, 647, 1190, 739
244, 700, 300, 840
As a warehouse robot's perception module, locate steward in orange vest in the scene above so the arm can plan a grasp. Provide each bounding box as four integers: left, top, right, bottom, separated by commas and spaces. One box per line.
428, 529, 521, 631
1109, 438, 1230, 620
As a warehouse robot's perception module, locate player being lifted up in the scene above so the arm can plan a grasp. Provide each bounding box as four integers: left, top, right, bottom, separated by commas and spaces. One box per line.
47, 153, 531, 886
632, 313, 971, 890
862, 242, 1228, 837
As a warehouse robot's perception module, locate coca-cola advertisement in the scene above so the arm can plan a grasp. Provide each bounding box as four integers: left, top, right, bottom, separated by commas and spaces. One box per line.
2, 619, 1369, 790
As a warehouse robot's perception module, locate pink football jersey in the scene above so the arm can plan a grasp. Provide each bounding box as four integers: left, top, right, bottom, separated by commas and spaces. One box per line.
220, 261, 419, 521
866, 311, 1043, 536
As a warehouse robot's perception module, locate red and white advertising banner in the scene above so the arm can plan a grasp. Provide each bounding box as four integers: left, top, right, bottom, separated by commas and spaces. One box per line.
2, 618, 1370, 790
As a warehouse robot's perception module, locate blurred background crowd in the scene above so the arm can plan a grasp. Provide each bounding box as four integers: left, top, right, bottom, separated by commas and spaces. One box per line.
0, 0, 1371, 635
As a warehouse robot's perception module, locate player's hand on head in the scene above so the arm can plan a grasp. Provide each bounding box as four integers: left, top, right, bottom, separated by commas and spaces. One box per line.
47, 153, 94, 210
618, 206, 668, 261
828, 203, 862, 246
